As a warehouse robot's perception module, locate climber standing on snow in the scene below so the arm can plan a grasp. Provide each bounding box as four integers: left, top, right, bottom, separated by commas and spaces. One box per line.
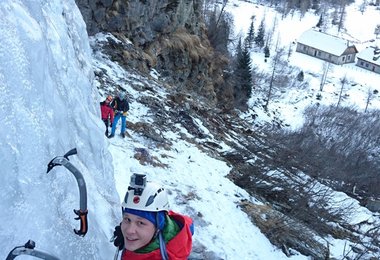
100, 95, 114, 137
109, 90, 129, 138
112, 173, 194, 259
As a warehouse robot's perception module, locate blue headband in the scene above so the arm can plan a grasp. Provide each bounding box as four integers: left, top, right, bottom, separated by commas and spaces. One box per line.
124, 208, 166, 230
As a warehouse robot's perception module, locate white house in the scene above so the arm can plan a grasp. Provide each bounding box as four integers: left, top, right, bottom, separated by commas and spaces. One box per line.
356, 46, 380, 74
296, 29, 358, 65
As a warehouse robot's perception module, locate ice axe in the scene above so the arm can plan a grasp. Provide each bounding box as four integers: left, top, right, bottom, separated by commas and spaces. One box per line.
6, 239, 60, 260
47, 148, 88, 236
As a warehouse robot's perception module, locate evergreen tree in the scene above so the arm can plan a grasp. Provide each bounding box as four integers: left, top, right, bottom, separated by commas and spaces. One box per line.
263, 38, 284, 111
234, 38, 253, 109
254, 18, 265, 48
235, 37, 243, 66
244, 16, 255, 50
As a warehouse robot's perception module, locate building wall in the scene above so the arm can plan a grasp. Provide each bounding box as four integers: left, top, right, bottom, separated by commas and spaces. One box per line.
342, 46, 357, 64
356, 58, 380, 74
296, 43, 355, 65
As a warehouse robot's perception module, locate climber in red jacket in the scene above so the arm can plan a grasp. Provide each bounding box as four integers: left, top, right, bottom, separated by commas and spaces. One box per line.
100, 95, 114, 136
112, 174, 194, 260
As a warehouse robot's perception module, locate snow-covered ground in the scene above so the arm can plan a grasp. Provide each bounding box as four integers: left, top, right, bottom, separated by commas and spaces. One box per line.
94, 35, 379, 259
101, 78, 306, 259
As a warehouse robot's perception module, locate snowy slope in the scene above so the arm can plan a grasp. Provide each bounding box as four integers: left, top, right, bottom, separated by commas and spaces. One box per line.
92, 30, 379, 258
90, 32, 306, 258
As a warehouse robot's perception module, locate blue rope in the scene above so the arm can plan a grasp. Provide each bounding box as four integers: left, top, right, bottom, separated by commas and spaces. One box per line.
156, 213, 169, 260
159, 232, 169, 260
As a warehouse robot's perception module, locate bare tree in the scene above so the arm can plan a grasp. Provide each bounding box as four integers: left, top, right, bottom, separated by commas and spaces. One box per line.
364, 87, 374, 113
360, 0, 368, 14
337, 0, 347, 33
264, 36, 284, 111
265, 14, 278, 49
331, 8, 339, 26
319, 5, 329, 32
320, 61, 331, 91
375, 24, 380, 39
336, 74, 348, 107
287, 43, 293, 60
206, 2, 233, 55
300, 0, 310, 18
215, 0, 228, 29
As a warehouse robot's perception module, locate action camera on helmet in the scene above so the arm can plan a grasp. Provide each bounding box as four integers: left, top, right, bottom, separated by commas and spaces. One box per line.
129, 173, 146, 195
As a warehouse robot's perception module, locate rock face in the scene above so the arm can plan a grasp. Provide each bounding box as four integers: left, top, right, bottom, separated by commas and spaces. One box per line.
75, 0, 202, 38
75, 0, 228, 107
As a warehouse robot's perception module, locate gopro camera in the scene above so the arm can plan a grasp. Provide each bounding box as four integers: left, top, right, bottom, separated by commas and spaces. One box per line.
129, 174, 146, 195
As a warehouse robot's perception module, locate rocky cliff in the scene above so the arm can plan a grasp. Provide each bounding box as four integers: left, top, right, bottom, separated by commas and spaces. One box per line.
75, 0, 232, 108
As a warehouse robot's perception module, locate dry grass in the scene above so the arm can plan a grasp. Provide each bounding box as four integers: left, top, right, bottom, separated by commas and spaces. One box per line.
239, 200, 328, 258
160, 28, 212, 63
240, 202, 284, 235
183, 191, 201, 201
142, 51, 156, 67
122, 50, 131, 60
133, 149, 168, 168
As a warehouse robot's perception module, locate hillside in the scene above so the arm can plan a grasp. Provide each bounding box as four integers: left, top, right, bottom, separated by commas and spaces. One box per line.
90, 0, 380, 258
91, 30, 380, 259
89, 2, 379, 259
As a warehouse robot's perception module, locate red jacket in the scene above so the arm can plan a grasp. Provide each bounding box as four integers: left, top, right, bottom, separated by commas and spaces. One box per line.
121, 211, 193, 260
100, 101, 114, 123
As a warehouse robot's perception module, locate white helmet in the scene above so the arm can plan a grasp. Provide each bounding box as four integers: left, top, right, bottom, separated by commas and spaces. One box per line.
122, 174, 170, 212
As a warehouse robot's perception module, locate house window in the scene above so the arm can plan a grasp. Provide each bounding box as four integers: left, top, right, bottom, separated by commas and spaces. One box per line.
366, 63, 369, 68
317, 51, 321, 56
342, 56, 346, 62
360, 61, 364, 66
303, 45, 307, 51
347, 55, 351, 61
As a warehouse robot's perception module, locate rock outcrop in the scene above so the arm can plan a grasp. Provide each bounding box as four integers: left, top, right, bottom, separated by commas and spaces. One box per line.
75, 0, 230, 108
